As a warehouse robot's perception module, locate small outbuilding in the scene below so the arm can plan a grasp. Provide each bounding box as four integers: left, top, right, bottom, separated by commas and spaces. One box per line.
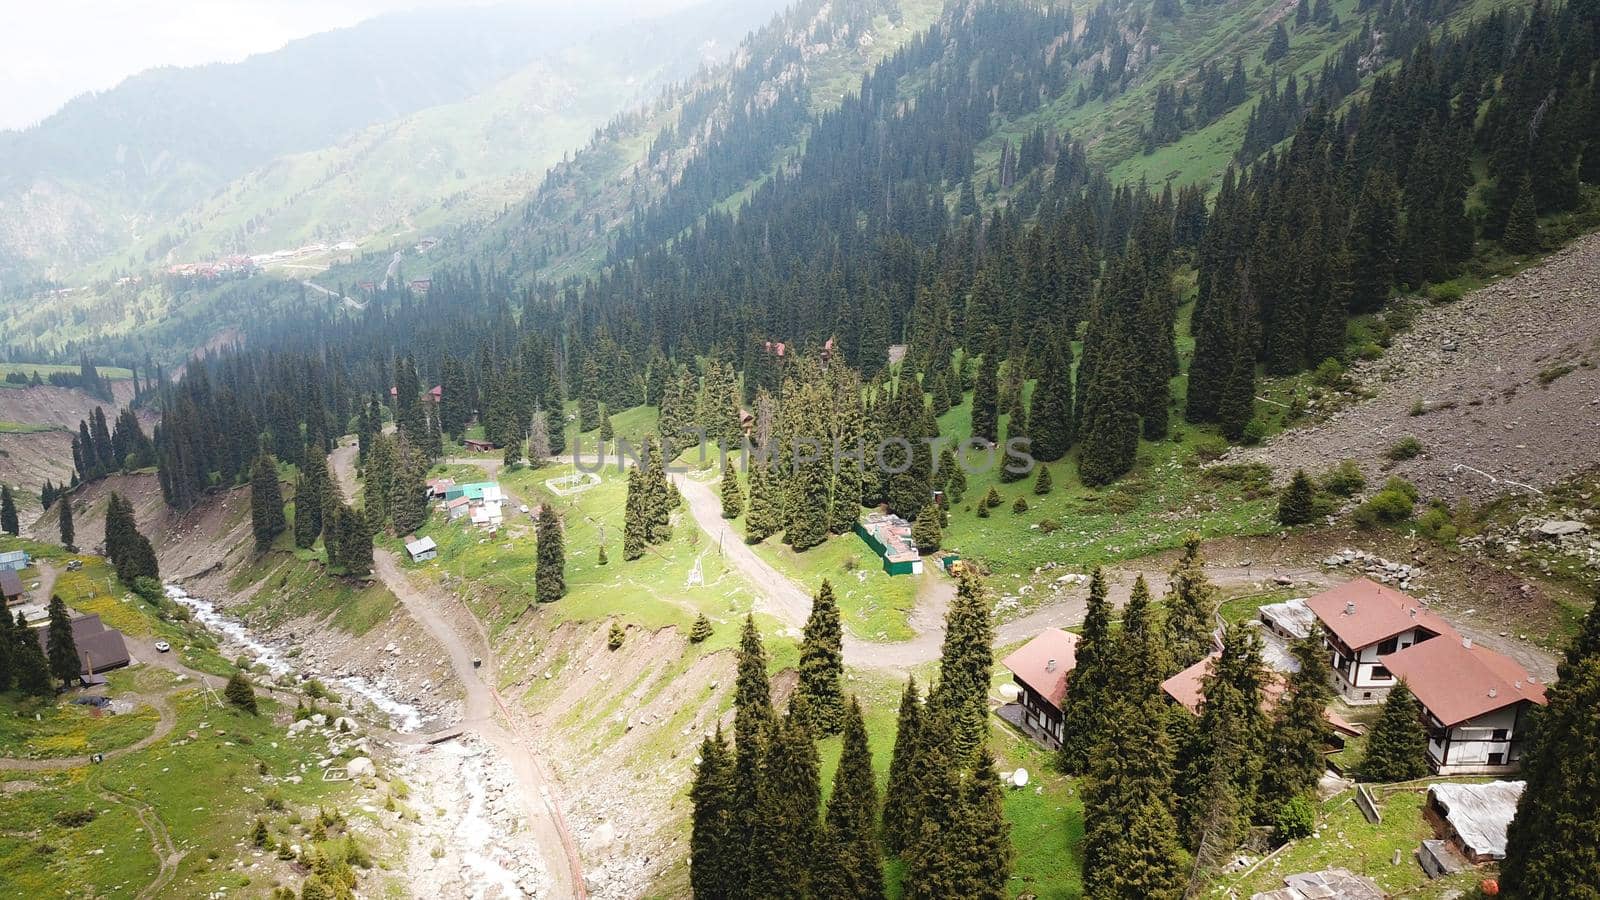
1, 569, 24, 604
1259, 597, 1316, 640
463, 438, 497, 453
0, 549, 30, 572
1424, 780, 1524, 864
853, 512, 923, 576
404, 536, 438, 563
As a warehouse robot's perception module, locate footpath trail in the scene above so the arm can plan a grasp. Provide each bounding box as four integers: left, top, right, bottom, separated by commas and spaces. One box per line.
331, 442, 585, 899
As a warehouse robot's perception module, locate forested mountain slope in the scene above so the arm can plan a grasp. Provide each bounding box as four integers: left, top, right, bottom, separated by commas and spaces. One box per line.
0, 0, 773, 285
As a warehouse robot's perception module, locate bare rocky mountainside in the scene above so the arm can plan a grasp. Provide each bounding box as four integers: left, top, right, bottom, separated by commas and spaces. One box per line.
1240, 232, 1600, 500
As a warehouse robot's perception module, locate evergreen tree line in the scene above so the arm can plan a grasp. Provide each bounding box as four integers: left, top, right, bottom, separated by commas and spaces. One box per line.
690, 570, 1012, 898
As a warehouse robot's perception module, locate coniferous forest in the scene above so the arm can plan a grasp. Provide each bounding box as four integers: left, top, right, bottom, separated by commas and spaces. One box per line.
5, 0, 1600, 896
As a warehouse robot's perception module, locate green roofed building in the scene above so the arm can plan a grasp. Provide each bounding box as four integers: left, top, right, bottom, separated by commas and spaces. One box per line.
853, 512, 923, 576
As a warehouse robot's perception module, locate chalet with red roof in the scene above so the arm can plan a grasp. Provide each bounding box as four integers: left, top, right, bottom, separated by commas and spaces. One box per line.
1383, 636, 1546, 775
1306, 579, 1457, 704
1161, 652, 1364, 738
999, 628, 1080, 749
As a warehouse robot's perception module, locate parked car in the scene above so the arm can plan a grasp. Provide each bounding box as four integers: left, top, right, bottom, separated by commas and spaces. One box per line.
65, 559, 83, 571
154, 641, 171, 653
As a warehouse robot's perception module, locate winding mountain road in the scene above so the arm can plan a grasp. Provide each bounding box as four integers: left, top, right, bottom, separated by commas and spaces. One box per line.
331, 442, 585, 899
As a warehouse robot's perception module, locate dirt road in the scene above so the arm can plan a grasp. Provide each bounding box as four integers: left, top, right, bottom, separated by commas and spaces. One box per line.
331, 442, 585, 898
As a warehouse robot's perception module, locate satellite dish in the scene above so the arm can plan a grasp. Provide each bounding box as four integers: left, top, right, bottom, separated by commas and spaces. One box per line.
998, 683, 1021, 703
1012, 768, 1030, 788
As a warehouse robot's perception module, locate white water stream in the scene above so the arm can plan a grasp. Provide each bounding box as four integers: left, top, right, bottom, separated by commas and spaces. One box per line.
165, 584, 425, 732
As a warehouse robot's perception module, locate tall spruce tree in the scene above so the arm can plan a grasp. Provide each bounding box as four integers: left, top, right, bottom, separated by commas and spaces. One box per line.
1059, 568, 1115, 774
818, 697, 885, 900
46, 595, 79, 686
731, 615, 774, 889
534, 504, 565, 603
14, 611, 53, 697
881, 676, 925, 855
58, 496, 75, 551
929, 569, 994, 761
794, 580, 845, 736
1501, 596, 1600, 894
1179, 625, 1269, 858
744, 460, 780, 544
1259, 635, 1334, 810
690, 726, 738, 899
719, 460, 743, 519
104, 493, 159, 585
1163, 536, 1218, 670
962, 748, 1015, 899
250, 454, 287, 550
622, 469, 647, 561
971, 347, 999, 445
1117, 575, 1171, 693
1356, 681, 1429, 782
750, 713, 823, 898
900, 711, 969, 899
1083, 693, 1188, 900
0, 484, 17, 536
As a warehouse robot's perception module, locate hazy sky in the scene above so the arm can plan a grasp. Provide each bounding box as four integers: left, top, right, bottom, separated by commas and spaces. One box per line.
1, 0, 685, 131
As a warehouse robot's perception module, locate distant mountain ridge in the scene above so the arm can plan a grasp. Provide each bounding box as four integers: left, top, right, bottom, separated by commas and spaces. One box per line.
0, 0, 776, 283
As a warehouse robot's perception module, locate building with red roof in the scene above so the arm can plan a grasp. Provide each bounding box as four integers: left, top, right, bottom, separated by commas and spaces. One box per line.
999, 628, 1080, 749
1161, 652, 1364, 737
1382, 636, 1546, 775
1305, 578, 1458, 704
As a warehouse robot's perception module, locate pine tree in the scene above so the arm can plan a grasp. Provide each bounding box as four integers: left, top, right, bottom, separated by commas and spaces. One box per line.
225, 670, 258, 714
58, 496, 75, 551
971, 349, 999, 445
689, 613, 713, 643
104, 494, 159, 585
900, 713, 970, 900
911, 501, 942, 552
599, 406, 614, 444
535, 504, 566, 603
623, 468, 647, 561
251, 455, 286, 550
1501, 595, 1600, 894
719, 460, 743, 519
1082, 694, 1188, 900
1276, 469, 1317, 525
1029, 335, 1075, 461
46, 595, 80, 686
503, 438, 523, 470
1118, 574, 1171, 692
0, 607, 12, 692
1259, 636, 1334, 810
881, 677, 924, 854
1060, 568, 1115, 774
929, 570, 994, 761
1180, 625, 1269, 856
731, 615, 775, 889
14, 613, 53, 697
388, 440, 429, 536
750, 713, 822, 897
1265, 22, 1289, 63
1163, 536, 1217, 670
0, 484, 17, 535
744, 460, 780, 544
794, 580, 845, 736
944, 452, 967, 504
1356, 681, 1429, 782
1502, 176, 1541, 253
819, 697, 885, 900
1033, 464, 1053, 495
690, 726, 737, 899
607, 620, 625, 650
962, 748, 1014, 899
